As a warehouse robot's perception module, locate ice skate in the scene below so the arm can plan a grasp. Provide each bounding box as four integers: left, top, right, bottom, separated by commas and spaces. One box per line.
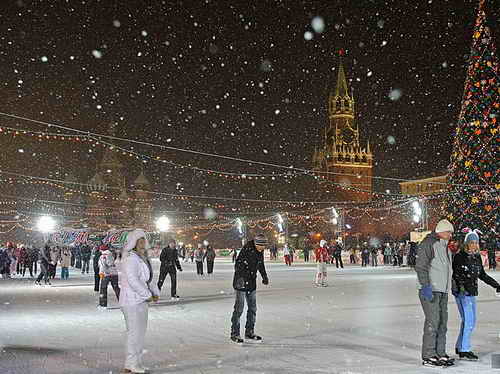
457, 351, 478, 361
121, 367, 148, 374
230, 335, 244, 344
422, 356, 444, 368
245, 332, 262, 342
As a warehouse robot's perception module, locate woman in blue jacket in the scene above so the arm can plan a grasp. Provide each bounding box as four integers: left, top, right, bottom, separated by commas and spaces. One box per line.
452, 229, 500, 361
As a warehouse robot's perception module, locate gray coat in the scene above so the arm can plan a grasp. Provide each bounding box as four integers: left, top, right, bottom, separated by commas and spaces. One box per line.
415, 232, 452, 293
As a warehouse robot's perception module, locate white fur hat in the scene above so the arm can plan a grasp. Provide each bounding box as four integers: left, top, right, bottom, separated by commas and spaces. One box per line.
435, 219, 454, 233
123, 229, 149, 252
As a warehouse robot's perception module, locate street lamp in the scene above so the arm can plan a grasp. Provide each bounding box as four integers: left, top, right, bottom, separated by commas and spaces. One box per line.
156, 215, 170, 247
156, 216, 170, 232
412, 200, 422, 224
37, 215, 56, 233
236, 218, 245, 245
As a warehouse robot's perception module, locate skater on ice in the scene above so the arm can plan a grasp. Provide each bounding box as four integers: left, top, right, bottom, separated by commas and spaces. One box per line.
415, 219, 455, 367
314, 240, 329, 287
119, 229, 160, 374
157, 239, 183, 300
230, 233, 269, 343
452, 229, 500, 361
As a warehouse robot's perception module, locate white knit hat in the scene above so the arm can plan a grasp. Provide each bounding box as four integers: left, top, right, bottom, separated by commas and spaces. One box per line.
320, 240, 327, 247
435, 219, 454, 233
123, 229, 149, 252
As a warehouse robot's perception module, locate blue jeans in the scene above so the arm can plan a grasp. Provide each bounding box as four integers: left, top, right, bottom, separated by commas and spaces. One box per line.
231, 290, 257, 337
455, 294, 476, 352
61, 267, 69, 280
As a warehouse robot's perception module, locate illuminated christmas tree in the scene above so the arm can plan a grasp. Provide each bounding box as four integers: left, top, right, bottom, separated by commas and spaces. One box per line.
445, 0, 499, 239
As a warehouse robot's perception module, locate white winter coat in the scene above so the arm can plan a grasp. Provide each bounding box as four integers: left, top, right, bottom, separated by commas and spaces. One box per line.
119, 251, 159, 307
99, 250, 118, 276
283, 245, 291, 256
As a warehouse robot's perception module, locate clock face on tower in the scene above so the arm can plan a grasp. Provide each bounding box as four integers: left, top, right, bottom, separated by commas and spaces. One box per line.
340, 127, 356, 145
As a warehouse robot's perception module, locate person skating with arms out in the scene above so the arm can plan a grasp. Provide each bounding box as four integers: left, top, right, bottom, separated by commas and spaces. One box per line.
230, 234, 269, 343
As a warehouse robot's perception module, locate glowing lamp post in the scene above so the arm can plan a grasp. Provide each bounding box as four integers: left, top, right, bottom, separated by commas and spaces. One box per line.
156, 215, 170, 246
37, 215, 57, 243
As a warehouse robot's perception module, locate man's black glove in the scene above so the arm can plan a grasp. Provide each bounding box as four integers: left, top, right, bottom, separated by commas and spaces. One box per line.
178, 268, 183, 272
262, 278, 269, 285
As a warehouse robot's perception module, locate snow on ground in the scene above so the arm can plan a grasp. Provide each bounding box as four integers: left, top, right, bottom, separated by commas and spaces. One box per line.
1, 260, 499, 374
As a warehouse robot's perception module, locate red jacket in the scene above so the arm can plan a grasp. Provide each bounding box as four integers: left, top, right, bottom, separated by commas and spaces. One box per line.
315, 246, 329, 263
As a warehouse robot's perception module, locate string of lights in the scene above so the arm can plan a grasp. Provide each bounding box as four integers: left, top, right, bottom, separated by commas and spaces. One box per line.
0, 112, 495, 189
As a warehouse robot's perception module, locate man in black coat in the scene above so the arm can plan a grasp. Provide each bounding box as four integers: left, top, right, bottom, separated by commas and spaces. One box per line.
81, 245, 92, 274
158, 240, 183, 299
93, 245, 103, 292
230, 234, 269, 343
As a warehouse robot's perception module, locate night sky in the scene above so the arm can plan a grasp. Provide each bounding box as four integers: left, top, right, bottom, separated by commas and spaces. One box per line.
0, 0, 492, 212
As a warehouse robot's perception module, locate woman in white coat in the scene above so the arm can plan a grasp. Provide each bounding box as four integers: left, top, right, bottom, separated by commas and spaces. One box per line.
120, 230, 160, 374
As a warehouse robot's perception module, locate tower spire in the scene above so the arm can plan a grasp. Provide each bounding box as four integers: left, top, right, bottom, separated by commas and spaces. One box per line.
335, 49, 349, 97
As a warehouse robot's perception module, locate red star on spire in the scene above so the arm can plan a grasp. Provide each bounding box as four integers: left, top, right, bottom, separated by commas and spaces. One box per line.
339, 48, 345, 56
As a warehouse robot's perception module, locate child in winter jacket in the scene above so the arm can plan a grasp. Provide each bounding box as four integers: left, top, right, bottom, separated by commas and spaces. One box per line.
314, 240, 330, 287
98, 246, 120, 307
59, 247, 71, 280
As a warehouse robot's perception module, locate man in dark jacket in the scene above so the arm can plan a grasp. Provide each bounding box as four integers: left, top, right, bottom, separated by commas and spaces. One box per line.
158, 240, 183, 299
93, 245, 103, 292
204, 245, 216, 276
80, 245, 92, 274
333, 243, 344, 269
415, 219, 455, 368
230, 234, 269, 343
35, 245, 52, 285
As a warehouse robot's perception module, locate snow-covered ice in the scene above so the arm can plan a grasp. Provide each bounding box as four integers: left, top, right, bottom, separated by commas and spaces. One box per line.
1, 260, 499, 373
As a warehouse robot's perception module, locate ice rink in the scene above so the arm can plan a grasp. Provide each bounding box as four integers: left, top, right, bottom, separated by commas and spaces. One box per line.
1, 259, 499, 374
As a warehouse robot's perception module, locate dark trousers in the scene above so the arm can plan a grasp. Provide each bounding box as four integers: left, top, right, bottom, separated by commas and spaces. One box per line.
99, 275, 120, 307
419, 291, 448, 359
488, 254, 496, 270
81, 259, 90, 273
158, 266, 177, 297
303, 251, 309, 262
33, 261, 37, 274
49, 263, 57, 279
231, 290, 257, 337
207, 260, 214, 274
371, 254, 378, 267
36, 262, 50, 284
350, 254, 356, 264
361, 256, 369, 267
94, 271, 100, 292
335, 255, 344, 268
16, 261, 22, 274
23, 262, 34, 277
196, 261, 204, 275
